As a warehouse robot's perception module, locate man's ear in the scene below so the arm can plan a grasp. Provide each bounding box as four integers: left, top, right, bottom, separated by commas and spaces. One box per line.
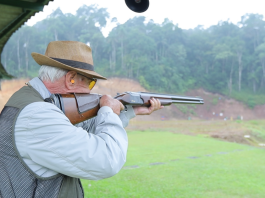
65, 71, 78, 90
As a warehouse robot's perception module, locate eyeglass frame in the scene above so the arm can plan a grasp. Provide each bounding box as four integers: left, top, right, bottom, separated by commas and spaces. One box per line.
77, 73, 97, 90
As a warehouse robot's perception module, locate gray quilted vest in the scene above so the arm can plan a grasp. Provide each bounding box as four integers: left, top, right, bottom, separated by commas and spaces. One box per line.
0, 86, 84, 198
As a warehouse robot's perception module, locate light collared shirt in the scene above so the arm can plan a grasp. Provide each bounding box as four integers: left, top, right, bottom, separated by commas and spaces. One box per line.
14, 77, 135, 180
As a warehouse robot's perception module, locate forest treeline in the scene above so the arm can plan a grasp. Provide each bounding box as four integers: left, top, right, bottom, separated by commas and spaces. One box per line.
2, 5, 265, 106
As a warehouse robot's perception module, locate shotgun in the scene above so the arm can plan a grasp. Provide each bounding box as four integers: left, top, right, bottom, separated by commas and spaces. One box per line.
45, 92, 204, 124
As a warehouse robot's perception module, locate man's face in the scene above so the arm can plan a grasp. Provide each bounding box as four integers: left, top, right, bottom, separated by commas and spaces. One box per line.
72, 74, 94, 93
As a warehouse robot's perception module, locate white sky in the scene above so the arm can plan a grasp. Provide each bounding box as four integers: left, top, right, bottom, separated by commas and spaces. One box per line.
27, 0, 265, 37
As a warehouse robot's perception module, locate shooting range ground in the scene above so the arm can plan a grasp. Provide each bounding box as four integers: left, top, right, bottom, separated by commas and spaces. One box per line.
82, 121, 265, 198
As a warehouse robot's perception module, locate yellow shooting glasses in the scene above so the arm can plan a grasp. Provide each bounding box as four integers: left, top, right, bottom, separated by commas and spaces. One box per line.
88, 78, 97, 90
78, 73, 97, 90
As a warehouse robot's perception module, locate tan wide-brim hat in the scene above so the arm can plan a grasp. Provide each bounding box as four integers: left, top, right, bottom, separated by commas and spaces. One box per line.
31, 41, 107, 80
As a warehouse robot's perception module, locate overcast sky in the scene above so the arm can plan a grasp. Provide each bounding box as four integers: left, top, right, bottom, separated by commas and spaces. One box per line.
27, 0, 265, 37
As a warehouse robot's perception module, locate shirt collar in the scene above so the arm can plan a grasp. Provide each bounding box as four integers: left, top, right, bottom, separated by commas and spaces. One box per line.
29, 77, 51, 99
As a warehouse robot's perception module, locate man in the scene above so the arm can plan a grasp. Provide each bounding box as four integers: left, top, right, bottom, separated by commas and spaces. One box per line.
0, 41, 162, 198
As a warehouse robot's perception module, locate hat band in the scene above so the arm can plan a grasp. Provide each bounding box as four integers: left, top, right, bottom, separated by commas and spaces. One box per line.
51, 57, 94, 71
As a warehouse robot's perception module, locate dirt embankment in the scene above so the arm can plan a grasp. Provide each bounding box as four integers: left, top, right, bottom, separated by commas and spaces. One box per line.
1, 78, 265, 120
188, 89, 265, 121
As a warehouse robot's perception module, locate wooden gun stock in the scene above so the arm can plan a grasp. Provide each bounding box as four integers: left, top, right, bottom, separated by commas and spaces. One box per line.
45, 92, 204, 125
45, 93, 101, 125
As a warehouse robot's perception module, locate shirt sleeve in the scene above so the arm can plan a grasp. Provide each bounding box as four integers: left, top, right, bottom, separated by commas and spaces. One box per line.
76, 105, 136, 132
17, 102, 128, 180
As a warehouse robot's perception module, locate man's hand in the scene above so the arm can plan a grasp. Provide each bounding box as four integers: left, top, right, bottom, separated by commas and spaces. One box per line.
133, 98, 164, 115
100, 95, 124, 115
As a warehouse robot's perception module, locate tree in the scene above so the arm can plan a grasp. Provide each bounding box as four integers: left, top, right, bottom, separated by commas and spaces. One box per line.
255, 42, 265, 89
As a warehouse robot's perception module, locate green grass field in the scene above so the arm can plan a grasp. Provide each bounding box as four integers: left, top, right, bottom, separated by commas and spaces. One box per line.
82, 130, 265, 198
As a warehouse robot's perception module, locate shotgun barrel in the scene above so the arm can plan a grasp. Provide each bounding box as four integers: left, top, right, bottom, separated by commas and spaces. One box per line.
114, 92, 204, 106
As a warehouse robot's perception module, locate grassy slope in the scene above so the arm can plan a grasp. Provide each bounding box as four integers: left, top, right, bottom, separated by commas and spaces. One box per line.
242, 120, 265, 137
82, 131, 265, 198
